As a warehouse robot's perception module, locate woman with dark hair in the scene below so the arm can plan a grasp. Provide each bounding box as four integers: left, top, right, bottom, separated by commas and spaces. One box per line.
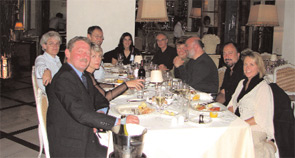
112, 32, 140, 65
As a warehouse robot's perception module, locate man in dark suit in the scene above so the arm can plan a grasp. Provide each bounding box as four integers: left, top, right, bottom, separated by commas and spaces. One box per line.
46, 36, 139, 157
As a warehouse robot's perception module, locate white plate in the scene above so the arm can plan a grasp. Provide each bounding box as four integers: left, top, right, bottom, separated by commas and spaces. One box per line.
191, 102, 227, 112
189, 116, 212, 124
114, 104, 154, 115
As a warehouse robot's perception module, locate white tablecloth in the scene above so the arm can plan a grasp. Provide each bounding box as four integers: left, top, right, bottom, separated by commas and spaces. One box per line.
106, 91, 255, 158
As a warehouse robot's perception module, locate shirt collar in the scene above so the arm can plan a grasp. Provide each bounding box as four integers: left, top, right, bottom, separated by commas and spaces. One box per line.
44, 52, 60, 63
68, 63, 83, 80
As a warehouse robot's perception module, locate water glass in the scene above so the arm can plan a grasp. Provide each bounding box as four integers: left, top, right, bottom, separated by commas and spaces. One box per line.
137, 89, 144, 99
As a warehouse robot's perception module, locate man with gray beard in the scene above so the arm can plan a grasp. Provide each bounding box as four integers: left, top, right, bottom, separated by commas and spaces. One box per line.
216, 42, 245, 106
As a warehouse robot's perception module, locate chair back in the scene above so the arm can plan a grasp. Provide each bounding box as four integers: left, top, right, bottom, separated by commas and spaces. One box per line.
273, 64, 295, 95
135, 37, 143, 51
36, 88, 50, 158
32, 66, 38, 101
218, 66, 226, 92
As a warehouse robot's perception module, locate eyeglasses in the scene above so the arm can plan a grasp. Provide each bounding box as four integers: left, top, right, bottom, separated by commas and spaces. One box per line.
156, 38, 167, 42
46, 42, 60, 46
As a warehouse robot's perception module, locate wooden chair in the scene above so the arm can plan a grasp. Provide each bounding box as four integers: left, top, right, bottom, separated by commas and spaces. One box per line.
218, 66, 226, 93
32, 66, 50, 157
273, 64, 295, 115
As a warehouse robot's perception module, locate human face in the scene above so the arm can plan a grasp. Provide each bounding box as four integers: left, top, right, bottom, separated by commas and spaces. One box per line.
223, 44, 240, 68
185, 38, 195, 58
243, 56, 259, 80
88, 29, 104, 46
156, 34, 168, 51
43, 37, 60, 57
65, 41, 91, 72
123, 36, 132, 49
176, 44, 188, 59
88, 50, 103, 71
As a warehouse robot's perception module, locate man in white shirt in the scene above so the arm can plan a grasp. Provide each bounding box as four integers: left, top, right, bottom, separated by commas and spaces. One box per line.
173, 17, 184, 44
87, 26, 105, 82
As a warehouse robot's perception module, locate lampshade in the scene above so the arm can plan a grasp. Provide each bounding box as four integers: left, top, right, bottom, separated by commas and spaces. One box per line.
134, 55, 143, 64
190, 8, 201, 19
14, 22, 24, 30
247, 4, 279, 26
150, 70, 163, 83
136, 0, 169, 22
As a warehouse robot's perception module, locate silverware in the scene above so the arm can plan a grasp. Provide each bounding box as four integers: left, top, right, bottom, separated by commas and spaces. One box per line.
127, 99, 145, 102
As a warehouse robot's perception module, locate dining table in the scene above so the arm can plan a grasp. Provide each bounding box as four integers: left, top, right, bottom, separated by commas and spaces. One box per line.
101, 63, 255, 158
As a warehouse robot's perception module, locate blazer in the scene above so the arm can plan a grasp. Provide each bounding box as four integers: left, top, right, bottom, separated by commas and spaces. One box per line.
46, 63, 116, 158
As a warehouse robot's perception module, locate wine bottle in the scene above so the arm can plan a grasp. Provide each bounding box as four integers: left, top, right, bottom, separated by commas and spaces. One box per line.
138, 60, 146, 79
118, 115, 128, 136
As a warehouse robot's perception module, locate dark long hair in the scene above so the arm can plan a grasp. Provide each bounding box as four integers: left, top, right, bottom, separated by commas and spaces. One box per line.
117, 32, 134, 52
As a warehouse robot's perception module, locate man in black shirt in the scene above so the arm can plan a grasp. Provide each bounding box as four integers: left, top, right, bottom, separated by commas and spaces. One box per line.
174, 37, 218, 93
216, 42, 245, 106
152, 33, 177, 71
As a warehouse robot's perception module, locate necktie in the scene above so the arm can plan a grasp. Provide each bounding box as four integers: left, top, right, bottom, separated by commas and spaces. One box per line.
81, 73, 88, 89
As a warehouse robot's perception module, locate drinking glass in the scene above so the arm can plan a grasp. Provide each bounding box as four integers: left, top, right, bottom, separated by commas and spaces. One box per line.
155, 89, 165, 111
117, 53, 124, 67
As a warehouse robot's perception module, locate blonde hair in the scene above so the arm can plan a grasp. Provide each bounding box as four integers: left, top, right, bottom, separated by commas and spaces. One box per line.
91, 44, 103, 56
241, 49, 266, 78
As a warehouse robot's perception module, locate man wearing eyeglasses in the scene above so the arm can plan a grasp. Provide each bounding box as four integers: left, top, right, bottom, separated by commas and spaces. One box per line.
87, 26, 105, 82
152, 33, 177, 71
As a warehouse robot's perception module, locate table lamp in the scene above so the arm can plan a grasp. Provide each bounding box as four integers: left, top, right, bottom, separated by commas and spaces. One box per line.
247, 4, 279, 53
134, 55, 143, 64
150, 70, 163, 91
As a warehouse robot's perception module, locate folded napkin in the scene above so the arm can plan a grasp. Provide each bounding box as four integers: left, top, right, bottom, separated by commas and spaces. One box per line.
198, 92, 213, 101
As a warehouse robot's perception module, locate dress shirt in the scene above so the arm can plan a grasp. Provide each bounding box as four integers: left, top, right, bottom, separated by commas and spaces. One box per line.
35, 52, 62, 93
152, 46, 177, 70
173, 22, 184, 38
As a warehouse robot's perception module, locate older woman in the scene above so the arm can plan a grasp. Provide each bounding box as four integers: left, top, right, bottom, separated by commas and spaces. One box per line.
35, 31, 62, 93
228, 50, 276, 158
172, 37, 189, 78
87, 44, 143, 102
111, 32, 140, 65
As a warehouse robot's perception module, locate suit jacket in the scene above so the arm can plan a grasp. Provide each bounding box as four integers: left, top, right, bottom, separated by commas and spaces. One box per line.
46, 63, 116, 158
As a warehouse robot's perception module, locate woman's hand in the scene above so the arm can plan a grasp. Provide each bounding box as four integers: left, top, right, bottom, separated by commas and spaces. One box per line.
42, 69, 52, 86
173, 56, 184, 68
125, 79, 144, 90
228, 106, 234, 113
112, 58, 117, 65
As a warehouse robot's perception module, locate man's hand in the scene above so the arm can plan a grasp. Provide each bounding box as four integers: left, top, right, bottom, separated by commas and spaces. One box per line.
173, 56, 184, 68
216, 89, 226, 104
117, 115, 140, 125
158, 64, 168, 71
43, 69, 52, 86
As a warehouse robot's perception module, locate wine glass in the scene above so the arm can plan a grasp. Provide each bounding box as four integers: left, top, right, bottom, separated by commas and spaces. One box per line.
155, 89, 165, 111
117, 53, 124, 67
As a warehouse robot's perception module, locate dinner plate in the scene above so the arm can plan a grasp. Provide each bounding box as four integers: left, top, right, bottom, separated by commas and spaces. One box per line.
191, 102, 227, 112
189, 116, 212, 124
114, 103, 155, 115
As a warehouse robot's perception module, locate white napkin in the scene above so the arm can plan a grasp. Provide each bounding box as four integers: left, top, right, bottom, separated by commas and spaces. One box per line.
198, 92, 213, 101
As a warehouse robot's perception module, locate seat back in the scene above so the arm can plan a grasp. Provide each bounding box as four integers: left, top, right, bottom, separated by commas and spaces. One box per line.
218, 66, 226, 92
32, 66, 39, 101
135, 37, 143, 51
269, 83, 295, 158
208, 54, 221, 68
36, 88, 50, 157
273, 64, 295, 95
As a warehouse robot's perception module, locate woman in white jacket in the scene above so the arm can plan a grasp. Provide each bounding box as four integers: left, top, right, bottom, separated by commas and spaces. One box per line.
35, 31, 62, 93
228, 50, 276, 158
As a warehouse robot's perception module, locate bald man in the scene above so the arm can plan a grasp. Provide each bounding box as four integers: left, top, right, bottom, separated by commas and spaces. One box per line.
174, 37, 218, 93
